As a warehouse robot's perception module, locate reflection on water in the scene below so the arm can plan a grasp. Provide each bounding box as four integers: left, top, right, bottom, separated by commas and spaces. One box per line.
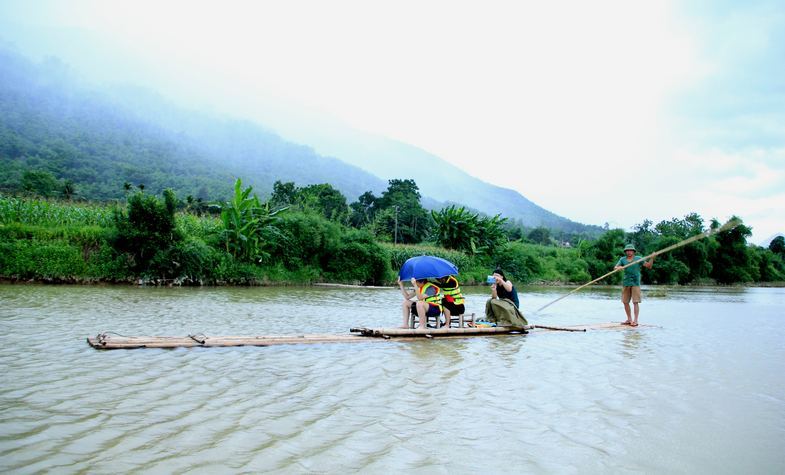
0, 284, 783, 473
619, 329, 646, 357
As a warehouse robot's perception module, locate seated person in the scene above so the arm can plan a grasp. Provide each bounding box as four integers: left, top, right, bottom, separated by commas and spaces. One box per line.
484, 268, 527, 328
436, 275, 465, 327
399, 277, 442, 328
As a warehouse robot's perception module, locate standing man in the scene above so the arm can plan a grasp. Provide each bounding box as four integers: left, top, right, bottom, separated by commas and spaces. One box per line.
614, 244, 654, 327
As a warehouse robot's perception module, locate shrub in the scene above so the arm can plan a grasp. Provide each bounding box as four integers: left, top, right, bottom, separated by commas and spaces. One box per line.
148, 236, 219, 281
491, 242, 544, 283
324, 229, 392, 284
268, 212, 341, 268
113, 190, 181, 271
0, 240, 88, 279
382, 243, 473, 277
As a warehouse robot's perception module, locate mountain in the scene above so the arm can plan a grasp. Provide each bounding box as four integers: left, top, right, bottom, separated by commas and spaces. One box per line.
0, 48, 388, 202
0, 47, 599, 233
281, 124, 593, 231
234, 97, 600, 233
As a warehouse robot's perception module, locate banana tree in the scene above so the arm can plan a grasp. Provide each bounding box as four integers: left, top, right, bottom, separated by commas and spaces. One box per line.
220, 178, 287, 262
431, 205, 481, 253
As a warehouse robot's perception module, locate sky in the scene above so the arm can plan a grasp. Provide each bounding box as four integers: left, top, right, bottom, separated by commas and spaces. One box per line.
1, 0, 783, 244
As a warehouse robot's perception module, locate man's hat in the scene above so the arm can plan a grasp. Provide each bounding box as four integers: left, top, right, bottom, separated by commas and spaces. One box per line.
624, 244, 636, 252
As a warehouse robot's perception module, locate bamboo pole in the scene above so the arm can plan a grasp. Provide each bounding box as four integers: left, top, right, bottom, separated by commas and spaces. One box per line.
535, 218, 741, 313
532, 325, 586, 332
87, 322, 646, 350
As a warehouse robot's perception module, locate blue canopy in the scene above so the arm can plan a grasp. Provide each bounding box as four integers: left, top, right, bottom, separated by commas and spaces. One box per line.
398, 255, 459, 280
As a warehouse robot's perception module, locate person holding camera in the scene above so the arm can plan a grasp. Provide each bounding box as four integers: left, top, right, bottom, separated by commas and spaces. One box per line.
484, 268, 527, 327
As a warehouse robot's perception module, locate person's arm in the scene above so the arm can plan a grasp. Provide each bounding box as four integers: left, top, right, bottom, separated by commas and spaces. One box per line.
644, 256, 655, 269
410, 277, 425, 300
490, 281, 498, 299
500, 279, 513, 293
398, 278, 412, 299
614, 257, 623, 270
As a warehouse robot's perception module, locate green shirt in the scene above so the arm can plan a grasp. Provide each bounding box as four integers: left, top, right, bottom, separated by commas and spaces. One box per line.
617, 255, 645, 287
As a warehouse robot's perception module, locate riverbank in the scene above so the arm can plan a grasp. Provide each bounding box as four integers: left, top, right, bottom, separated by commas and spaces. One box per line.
2, 275, 783, 289
2, 195, 783, 287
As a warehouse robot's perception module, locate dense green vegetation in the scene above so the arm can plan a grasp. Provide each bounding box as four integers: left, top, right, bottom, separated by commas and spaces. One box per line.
2, 179, 782, 286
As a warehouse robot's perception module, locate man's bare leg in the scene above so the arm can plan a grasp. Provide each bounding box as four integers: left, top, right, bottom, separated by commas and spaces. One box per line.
401, 301, 412, 328
622, 302, 632, 325
417, 301, 428, 329
442, 308, 452, 328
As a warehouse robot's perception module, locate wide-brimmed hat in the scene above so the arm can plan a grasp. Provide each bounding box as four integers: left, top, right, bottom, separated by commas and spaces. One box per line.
623, 244, 636, 252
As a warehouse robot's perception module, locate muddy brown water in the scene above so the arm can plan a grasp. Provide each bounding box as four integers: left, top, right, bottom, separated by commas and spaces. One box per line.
1, 284, 783, 473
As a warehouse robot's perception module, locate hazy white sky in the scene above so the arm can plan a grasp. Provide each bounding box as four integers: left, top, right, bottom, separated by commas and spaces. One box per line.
1, 0, 783, 243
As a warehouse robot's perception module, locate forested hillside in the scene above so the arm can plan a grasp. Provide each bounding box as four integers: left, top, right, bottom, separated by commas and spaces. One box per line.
0, 48, 387, 202
0, 47, 600, 236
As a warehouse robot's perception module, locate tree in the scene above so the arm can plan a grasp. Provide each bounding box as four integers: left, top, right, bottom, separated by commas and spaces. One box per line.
431, 205, 481, 252
62, 179, 76, 200
583, 229, 625, 281
709, 217, 756, 284
270, 180, 297, 207
21, 169, 59, 197
755, 247, 785, 282
113, 188, 181, 271
650, 214, 711, 283
349, 191, 378, 227
269, 181, 348, 222
770, 236, 785, 255
220, 178, 286, 262
648, 236, 690, 284
374, 179, 429, 244
527, 227, 552, 245
476, 213, 508, 256
298, 183, 349, 223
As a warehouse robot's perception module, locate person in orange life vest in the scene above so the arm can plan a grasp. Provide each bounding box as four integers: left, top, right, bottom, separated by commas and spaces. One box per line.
436, 275, 465, 324
398, 277, 442, 328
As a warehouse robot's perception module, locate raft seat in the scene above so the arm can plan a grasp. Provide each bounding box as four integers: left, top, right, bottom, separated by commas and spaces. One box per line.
409, 310, 443, 329
448, 312, 475, 328
410, 311, 475, 329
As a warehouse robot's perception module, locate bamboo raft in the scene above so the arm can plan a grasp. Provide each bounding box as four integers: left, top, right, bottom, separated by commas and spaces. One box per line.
86, 322, 650, 350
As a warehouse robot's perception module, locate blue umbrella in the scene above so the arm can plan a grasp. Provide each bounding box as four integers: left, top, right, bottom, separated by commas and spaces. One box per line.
399, 255, 459, 280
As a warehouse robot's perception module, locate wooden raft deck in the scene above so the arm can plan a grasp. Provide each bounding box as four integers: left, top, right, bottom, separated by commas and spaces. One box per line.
86, 322, 650, 350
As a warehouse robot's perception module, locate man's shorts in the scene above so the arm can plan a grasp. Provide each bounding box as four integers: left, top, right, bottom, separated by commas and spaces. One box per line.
621, 286, 642, 304
442, 300, 465, 316
411, 301, 441, 317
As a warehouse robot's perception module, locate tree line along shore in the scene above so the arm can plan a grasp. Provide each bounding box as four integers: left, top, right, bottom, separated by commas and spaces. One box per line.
1, 178, 783, 286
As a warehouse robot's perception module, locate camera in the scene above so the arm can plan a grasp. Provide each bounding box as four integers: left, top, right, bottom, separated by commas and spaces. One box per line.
486, 275, 496, 284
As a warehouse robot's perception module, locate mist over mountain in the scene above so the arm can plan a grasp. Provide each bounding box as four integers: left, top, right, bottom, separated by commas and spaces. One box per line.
272, 122, 595, 232
1, 47, 600, 233
0, 47, 387, 202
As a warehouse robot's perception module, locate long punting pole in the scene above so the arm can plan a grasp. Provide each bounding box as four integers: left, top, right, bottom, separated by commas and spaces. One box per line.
535, 218, 741, 313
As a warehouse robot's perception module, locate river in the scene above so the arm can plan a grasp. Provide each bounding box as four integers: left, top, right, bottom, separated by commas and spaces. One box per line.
1, 284, 783, 473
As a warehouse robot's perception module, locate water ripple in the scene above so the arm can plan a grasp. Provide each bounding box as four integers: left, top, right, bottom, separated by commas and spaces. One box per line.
0, 284, 784, 473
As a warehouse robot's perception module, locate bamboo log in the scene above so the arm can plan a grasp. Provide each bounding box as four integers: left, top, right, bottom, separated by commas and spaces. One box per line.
87, 322, 648, 350
532, 325, 586, 332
